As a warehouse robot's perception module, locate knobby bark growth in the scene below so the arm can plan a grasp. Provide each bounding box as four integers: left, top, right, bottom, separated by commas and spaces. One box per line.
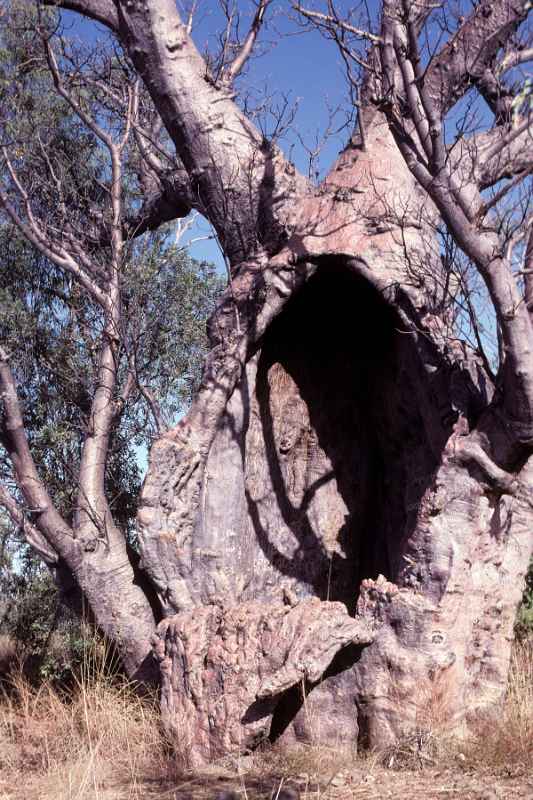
0, 0, 532, 763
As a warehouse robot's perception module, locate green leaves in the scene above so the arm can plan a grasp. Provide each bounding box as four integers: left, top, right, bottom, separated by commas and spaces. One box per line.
123, 233, 223, 425
0, 221, 222, 531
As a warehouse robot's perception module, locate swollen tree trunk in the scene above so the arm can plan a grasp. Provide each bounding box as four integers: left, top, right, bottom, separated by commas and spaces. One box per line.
31, 0, 533, 763
140, 123, 533, 761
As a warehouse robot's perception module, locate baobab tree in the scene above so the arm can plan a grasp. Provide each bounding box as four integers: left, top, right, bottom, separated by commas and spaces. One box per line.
1, 0, 532, 765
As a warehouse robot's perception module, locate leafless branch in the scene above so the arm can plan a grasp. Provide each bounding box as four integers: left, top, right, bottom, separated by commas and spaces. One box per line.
525, 225, 533, 313
479, 168, 533, 220
294, 4, 382, 44
185, 0, 198, 35
41, 0, 118, 31
499, 48, 533, 75
0, 483, 58, 565
223, 0, 273, 84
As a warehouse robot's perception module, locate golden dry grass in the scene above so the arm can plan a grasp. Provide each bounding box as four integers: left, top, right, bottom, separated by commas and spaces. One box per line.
374, 639, 533, 773
0, 658, 167, 800
0, 638, 531, 800
461, 637, 533, 771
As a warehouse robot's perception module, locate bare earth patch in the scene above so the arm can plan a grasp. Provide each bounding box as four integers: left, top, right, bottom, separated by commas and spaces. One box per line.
3, 748, 532, 800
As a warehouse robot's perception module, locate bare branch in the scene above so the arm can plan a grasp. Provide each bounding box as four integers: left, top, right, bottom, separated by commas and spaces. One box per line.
452, 267, 497, 385
77, 148, 125, 542
525, 225, 533, 313
41, 0, 118, 31
223, 0, 273, 84
476, 123, 533, 189
454, 439, 528, 498
139, 385, 168, 435
125, 176, 194, 239
294, 3, 382, 44
130, 118, 194, 231
185, 0, 198, 35
0, 483, 58, 566
478, 167, 533, 219
499, 48, 533, 75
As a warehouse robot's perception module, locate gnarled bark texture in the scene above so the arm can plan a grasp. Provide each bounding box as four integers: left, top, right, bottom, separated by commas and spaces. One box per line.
139, 128, 532, 759
27, 0, 533, 765
153, 596, 374, 766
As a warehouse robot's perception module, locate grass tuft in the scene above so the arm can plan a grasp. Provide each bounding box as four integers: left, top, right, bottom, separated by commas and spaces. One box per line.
462, 637, 533, 771
0, 632, 168, 800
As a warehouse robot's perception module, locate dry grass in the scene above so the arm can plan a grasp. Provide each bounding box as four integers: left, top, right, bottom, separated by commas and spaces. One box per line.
461, 637, 533, 771
0, 646, 168, 800
375, 639, 533, 773
0, 638, 531, 800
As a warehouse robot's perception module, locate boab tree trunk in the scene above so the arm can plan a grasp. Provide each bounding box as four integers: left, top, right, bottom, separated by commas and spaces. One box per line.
142, 126, 532, 759
31, 0, 533, 764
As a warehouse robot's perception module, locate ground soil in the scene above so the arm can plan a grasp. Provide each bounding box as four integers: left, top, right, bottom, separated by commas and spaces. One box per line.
6, 759, 531, 800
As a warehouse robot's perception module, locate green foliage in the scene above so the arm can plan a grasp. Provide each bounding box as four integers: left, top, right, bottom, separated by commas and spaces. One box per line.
122, 235, 223, 423
0, 537, 81, 683
0, 223, 222, 527
1, 513, 124, 685
0, 580, 108, 685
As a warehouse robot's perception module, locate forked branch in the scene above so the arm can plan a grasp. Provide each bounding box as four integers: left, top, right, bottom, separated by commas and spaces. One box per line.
0, 483, 58, 566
